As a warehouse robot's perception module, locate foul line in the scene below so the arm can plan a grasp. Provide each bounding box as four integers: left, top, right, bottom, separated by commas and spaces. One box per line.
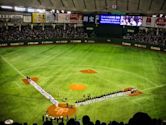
1, 55, 59, 105
1, 56, 25, 78
142, 84, 166, 91
1, 56, 25, 88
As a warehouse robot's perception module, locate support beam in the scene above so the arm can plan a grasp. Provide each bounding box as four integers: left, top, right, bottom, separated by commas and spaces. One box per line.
137, 0, 141, 10
83, 0, 87, 9
37, 0, 42, 5
105, 0, 108, 10
115, 0, 118, 10
72, 0, 76, 8
160, 0, 165, 10
60, 0, 65, 7
49, 0, 54, 6
149, 0, 153, 10
127, 0, 129, 11
94, 0, 97, 9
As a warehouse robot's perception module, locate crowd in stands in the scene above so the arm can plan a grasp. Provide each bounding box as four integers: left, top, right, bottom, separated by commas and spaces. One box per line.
123, 28, 166, 47
1, 25, 166, 48
0, 25, 88, 42
0, 112, 165, 125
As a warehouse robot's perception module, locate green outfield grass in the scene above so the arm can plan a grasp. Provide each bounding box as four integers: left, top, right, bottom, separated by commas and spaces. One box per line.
0, 43, 166, 124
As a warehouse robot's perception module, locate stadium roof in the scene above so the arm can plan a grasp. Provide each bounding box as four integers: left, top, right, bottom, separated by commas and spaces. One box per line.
0, 0, 165, 14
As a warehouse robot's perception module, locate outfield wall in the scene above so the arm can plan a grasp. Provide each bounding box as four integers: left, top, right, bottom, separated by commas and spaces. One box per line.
0, 38, 165, 52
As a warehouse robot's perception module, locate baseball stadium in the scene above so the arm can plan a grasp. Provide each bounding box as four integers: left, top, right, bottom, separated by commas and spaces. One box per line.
0, 0, 166, 125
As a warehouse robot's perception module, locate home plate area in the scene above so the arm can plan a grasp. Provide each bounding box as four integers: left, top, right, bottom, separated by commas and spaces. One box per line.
47, 103, 77, 117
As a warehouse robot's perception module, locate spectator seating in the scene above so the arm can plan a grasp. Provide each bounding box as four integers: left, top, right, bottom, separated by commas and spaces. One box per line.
0, 25, 88, 42
0, 112, 165, 125
123, 28, 166, 47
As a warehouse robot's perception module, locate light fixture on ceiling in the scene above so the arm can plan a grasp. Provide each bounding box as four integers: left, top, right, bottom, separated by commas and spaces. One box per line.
27, 8, 35, 13
56, 10, 59, 13
152, 15, 156, 17
14, 6, 26, 11
67, 11, 71, 14
50, 9, 55, 13
1, 5, 13, 9
36, 9, 45, 13
159, 14, 163, 17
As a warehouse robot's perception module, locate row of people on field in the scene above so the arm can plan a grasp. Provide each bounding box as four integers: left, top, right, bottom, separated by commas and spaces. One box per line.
75, 90, 132, 106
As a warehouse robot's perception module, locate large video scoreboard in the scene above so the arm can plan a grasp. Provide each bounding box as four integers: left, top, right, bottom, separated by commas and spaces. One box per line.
99, 14, 143, 26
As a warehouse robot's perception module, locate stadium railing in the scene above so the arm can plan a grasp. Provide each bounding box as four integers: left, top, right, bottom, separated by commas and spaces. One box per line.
0, 37, 165, 52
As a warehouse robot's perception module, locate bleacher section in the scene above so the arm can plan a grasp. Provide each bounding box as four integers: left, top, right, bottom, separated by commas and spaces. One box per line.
0, 112, 165, 125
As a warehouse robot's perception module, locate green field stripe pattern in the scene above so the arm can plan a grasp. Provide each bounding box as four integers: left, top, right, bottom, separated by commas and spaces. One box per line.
0, 44, 166, 124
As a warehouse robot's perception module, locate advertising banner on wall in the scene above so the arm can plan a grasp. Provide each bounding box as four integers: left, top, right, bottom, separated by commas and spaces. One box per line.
142, 17, 155, 27
58, 14, 70, 23
0, 14, 23, 22
10, 15, 23, 24
32, 13, 46, 23
23, 16, 31, 23
154, 17, 166, 28
142, 17, 166, 28
46, 12, 58, 23
83, 14, 96, 24
70, 14, 82, 23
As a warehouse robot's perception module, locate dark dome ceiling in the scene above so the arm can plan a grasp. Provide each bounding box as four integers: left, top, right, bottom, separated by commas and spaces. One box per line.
0, 0, 165, 14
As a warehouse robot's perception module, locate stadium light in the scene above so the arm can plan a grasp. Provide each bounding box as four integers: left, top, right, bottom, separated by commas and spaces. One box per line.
56, 10, 59, 13
27, 8, 35, 13
1, 5, 13, 9
67, 11, 71, 14
152, 15, 156, 17
14, 6, 26, 11
36, 9, 45, 13
50, 9, 55, 13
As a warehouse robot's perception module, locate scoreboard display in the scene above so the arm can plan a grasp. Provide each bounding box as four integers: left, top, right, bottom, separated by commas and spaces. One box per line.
99, 14, 143, 26
99, 15, 121, 24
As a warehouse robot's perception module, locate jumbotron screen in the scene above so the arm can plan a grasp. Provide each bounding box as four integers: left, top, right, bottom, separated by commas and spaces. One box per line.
120, 16, 143, 26
99, 15, 143, 26
99, 15, 121, 24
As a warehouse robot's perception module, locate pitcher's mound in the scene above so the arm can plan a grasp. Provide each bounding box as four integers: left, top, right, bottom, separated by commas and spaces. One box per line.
22, 77, 39, 85
80, 69, 96, 74
47, 103, 76, 117
69, 84, 87, 91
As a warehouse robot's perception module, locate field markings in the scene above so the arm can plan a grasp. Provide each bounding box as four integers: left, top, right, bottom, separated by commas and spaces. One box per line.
1, 56, 25, 78
0, 55, 25, 88
142, 83, 166, 91
21, 64, 157, 88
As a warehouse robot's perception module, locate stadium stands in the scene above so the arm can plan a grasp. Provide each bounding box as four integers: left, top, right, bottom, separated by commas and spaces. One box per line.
0, 25, 165, 48
123, 28, 166, 47
0, 112, 164, 125
0, 25, 88, 42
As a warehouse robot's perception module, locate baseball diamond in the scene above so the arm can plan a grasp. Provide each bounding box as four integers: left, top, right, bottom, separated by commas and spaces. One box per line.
0, 44, 166, 124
